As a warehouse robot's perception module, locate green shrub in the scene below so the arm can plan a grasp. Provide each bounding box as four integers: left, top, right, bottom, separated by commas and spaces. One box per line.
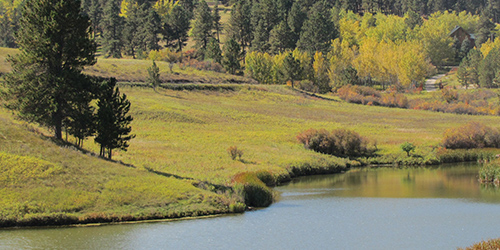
228, 202, 246, 213
442, 122, 500, 149
400, 142, 416, 156
297, 128, 374, 157
232, 172, 274, 207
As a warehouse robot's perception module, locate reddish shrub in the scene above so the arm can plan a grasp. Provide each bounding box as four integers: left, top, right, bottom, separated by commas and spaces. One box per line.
442, 122, 500, 149
297, 128, 374, 157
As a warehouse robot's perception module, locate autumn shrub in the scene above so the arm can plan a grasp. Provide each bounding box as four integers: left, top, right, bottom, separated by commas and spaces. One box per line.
297, 128, 374, 157
380, 91, 409, 108
179, 58, 225, 73
442, 122, 500, 149
227, 146, 244, 160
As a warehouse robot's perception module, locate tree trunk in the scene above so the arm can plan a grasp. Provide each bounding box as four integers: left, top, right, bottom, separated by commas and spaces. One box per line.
108, 148, 112, 159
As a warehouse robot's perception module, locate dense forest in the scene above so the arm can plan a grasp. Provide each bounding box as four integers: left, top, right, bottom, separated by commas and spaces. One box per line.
1, 0, 500, 91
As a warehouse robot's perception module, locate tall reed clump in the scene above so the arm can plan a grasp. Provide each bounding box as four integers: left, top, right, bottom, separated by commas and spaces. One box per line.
479, 162, 500, 185
442, 122, 500, 149
231, 171, 275, 207
436, 148, 499, 163
296, 128, 376, 158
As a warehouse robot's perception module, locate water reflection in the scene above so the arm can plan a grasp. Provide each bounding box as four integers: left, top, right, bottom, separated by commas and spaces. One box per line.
278, 163, 498, 203
2, 163, 500, 250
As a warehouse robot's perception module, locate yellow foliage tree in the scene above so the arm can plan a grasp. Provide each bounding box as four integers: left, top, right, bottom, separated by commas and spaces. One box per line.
153, 0, 179, 18
480, 38, 500, 57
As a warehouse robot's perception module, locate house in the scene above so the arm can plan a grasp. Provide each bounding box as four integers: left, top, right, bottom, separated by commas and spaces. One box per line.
449, 25, 476, 48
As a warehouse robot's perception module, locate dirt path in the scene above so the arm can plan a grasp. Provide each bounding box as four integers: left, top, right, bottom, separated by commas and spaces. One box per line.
424, 74, 446, 92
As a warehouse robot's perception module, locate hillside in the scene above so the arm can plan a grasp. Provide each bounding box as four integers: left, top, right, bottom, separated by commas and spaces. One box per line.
3, 48, 500, 226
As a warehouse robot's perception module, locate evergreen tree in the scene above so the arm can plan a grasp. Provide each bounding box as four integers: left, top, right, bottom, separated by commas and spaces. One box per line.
0, 4, 18, 48
180, 0, 196, 19
404, 10, 423, 29
102, 0, 123, 58
222, 38, 242, 74
191, 0, 213, 56
141, 5, 161, 52
288, 0, 307, 46
479, 47, 500, 88
66, 76, 96, 148
213, 1, 222, 42
206, 38, 223, 63
166, 4, 191, 52
297, 1, 338, 54
251, 19, 271, 52
88, 0, 103, 37
148, 60, 161, 90
226, 0, 253, 51
269, 20, 295, 54
3, 0, 97, 140
281, 52, 302, 88
95, 78, 135, 160
476, 14, 496, 46
122, 3, 141, 58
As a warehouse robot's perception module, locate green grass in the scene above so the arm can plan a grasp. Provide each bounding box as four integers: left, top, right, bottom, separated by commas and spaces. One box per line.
0, 108, 230, 227
3, 47, 500, 226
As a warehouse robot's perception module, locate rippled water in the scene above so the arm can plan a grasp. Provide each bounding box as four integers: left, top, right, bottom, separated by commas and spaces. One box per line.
2, 163, 500, 249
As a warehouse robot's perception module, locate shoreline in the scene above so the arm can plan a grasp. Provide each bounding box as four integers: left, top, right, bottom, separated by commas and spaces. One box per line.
2, 149, 496, 230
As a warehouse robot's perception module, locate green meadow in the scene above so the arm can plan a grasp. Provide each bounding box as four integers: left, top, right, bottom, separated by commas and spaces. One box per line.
2, 47, 500, 226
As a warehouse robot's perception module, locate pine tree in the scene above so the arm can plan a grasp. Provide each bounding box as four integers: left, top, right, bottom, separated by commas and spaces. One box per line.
88, 0, 103, 37
281, 52, 302, 88
251, 19, 271, 52
297, 1, 338, 54
166, 4, 190, 52
122, 2, 141, 58
191, 0, 213, 56
3, 0, 97, 140
94, 78, 135, 160
288, 0, 307, 47
226, 0, 253, 51
147, 60, 161, 89
102, 0, 123, 58
213, 1, 222, 42
222, 38, 242, 74
66, 76, 96, 148
206, 38, 223, 64
476, 14, 496, 46
141, 5, 161, 52
269, 20, 294, 54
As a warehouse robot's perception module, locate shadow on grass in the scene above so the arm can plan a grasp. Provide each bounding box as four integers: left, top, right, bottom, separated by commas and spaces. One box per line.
144, 166, 194, 181
292, 87, 339, 102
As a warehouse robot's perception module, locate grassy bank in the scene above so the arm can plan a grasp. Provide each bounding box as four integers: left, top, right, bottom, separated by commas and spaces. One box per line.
3, 48, 500, 227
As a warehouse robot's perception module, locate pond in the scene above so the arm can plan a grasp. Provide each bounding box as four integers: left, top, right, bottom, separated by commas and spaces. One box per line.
2, 163, 500, 249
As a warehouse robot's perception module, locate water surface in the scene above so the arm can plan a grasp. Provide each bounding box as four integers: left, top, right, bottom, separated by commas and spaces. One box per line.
2, 163, 500, 249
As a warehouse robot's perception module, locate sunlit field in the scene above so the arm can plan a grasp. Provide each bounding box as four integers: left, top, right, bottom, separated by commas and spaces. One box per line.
2, 48, 500, 226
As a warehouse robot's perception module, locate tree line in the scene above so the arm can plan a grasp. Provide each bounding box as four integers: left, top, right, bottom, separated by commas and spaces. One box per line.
2, 0, 499, 92
1, 0, 134, 160
2, 0, 500, 52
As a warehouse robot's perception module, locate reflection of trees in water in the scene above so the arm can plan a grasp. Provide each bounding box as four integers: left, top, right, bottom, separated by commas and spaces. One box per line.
402, 172, 415, 185
282, 165, 496, 200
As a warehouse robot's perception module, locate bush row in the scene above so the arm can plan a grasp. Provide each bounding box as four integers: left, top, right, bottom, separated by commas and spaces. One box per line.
337, 85, 409, 108
337, 85, 500, 116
